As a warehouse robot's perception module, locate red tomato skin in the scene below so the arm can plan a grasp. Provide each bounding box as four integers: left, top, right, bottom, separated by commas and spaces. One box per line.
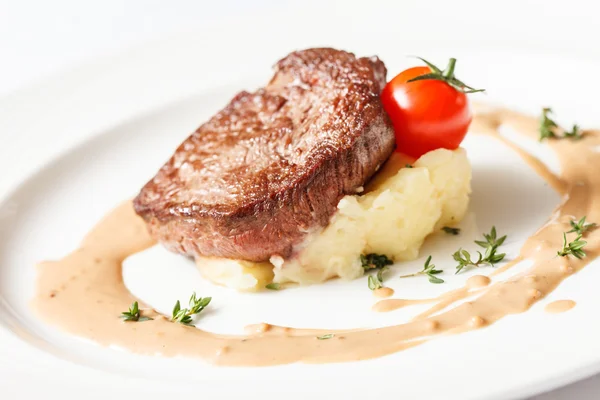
381, 66, 472, 158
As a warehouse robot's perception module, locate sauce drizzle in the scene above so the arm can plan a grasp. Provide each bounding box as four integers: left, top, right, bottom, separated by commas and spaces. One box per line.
545, 300, 576, 314
373, 287, 395, 298
32, 107, 600, 366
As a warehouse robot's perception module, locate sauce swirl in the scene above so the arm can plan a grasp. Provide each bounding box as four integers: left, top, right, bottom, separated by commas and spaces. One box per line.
32, 107, 600, 366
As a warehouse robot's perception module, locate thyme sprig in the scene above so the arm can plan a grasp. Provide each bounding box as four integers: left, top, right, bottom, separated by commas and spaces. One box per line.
442, 226, 461, 235
563, 124, 582, 140
539, 108, 558, 141
361, 253, 393, 271
454, 226, 507, 274
474, 226, 507, 249
171, 292, 211, 325
567, 216, 597, 236
120, 301, 153, 322
557, 233, 587, 259
558, 216, 595, 259
539, 108, 583, 141
407, 57, 485, 94
265, 283, 281, 290
317, 334, 334, 340
400, 256, 444, 284
368, 267, 389, 290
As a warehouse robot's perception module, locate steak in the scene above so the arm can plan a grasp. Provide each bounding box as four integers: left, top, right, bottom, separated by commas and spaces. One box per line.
133, 48, 395, 262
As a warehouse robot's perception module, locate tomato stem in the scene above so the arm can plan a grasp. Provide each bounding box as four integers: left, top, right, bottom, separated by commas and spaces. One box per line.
443, 58, 457, 79
407, 57, 485, 94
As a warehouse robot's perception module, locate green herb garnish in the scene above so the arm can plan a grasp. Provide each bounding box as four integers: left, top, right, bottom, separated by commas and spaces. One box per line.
405, 164, 414, 168
265, 283, 281, 290
400, 255, 444, 284
539, 108, 558, 141
454, 226, 507, 274
557, 232, 587, 259
120, 301, 152, 322
368, 266, 389, 290
563, 124, 582, 140
539, 108, 583, 141
567, 216, 597, 236
442, 226, 461, 235
361, 253, 393, 271
317, 334, 334, 340
474, 226, 506, 249
171, 292, 211, 325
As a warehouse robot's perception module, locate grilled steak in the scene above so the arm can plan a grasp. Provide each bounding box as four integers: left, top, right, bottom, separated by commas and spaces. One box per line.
134, 48, 395, 262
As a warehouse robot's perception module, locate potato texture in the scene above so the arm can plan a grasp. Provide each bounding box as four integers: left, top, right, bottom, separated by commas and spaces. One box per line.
195, 148, 471, 290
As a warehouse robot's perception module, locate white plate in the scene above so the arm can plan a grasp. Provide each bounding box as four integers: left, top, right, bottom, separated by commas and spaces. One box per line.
1, 16, 600, 400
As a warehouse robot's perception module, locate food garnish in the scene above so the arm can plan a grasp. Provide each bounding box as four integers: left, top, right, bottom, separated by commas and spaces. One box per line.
474, 226, 506, 250
120, 301, 153, 322
406, 58, 485, 94
567, 216, 597, 236
557, 233, 587, 259
539, 108, 583, 141
317, 334, 334, 340
362, 253, 393, 290
454, 227, 507, 274
563, 125, 583, 140
405, 164, 414, 168
539, 108, 558, 141
381, 57, 484, 158
556, 217, 594, 259
361, 253, 394, 271
368, 267, 389, 290
32, 97, 600, 367
442, 226, 461, 235
265, 283, 281, 290
171, 292, 211, 325
400, 255, 444, 284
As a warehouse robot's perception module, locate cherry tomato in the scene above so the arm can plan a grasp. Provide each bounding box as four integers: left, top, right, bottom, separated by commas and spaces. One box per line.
381, 58, 480, 158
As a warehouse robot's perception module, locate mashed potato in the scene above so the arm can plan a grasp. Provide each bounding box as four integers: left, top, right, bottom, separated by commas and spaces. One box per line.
195, 148, 471, 290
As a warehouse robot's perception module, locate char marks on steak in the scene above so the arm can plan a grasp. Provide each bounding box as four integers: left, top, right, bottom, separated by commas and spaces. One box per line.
133, 48, 395, 262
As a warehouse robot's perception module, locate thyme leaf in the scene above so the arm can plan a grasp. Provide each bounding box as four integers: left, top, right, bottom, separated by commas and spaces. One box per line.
120, 301, 153, 322
563, 124, 583, 140
442, 226, 461, 235
361, 253, 393, 271
567, 216, 597, 236
454, 226, 507, 274
265, 283, 281, 290
400, 255, 444, 284
171, 292, 211, 325
317, 334, 334, 340
368, 266, 389, 290
557, 232, 587, 259
539, 107, 558, 141
539, 108, 583, 141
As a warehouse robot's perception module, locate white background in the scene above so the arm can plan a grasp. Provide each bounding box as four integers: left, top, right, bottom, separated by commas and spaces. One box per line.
1, 0, 600, 398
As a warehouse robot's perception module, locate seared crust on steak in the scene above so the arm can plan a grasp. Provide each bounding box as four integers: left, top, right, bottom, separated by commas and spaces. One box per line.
133, 48, 395, 261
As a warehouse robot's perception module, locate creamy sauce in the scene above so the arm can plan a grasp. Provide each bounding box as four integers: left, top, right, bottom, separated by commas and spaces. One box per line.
371, 275, 491, 315
373, 287, 395, 298
466, 275, 491, 288
545, 300, 576, 314
490, 256, 524, 276
32, 107, 600, 366
372, 297, 433, 312
372, 276, 490, 314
